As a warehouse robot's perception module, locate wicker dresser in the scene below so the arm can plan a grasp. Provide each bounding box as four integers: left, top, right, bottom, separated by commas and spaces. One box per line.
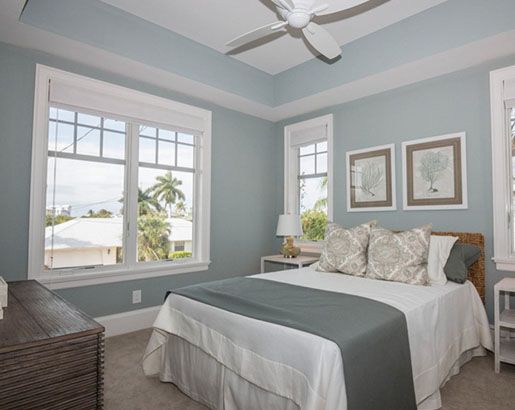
0, 280, 104, 409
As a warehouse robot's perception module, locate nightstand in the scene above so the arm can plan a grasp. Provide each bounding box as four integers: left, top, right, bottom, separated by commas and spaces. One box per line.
260, 254, 319, 273
494, 277, 515, 373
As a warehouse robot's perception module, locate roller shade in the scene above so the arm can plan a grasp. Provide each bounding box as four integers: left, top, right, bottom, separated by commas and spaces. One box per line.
505, 78, 515, 109
49, 79, 207, 134
289, 124, 327, 147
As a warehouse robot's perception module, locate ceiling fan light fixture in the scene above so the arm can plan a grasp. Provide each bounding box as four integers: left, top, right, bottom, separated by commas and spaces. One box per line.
287, 11, 311, 29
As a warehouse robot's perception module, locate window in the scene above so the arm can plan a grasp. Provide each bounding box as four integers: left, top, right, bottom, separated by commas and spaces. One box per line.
284, 115, 333, 245
490, 65, 515, 270
45, 108, 126, 270
29, 65, 211, 287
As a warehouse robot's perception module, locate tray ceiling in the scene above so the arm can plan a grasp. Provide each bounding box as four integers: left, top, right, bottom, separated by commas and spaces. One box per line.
100, 0, 448, 74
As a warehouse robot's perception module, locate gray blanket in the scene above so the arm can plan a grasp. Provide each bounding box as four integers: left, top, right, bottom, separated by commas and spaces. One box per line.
172, 277, 416, 410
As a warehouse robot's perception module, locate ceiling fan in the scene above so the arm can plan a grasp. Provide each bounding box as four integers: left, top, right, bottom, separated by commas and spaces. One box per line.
226, 0, 371, 60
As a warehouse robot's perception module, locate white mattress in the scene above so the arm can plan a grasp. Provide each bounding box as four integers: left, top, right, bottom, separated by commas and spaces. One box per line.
143, 267, 492, 410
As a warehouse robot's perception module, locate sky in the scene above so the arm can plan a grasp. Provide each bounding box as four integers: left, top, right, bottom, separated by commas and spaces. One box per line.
46, 108, 195, 217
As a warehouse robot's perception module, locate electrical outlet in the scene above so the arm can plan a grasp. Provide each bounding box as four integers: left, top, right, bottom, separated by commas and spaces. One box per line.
132, 289, 141, 304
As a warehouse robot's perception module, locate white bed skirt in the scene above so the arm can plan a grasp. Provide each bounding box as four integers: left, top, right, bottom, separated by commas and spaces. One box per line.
150, 332, 486, 410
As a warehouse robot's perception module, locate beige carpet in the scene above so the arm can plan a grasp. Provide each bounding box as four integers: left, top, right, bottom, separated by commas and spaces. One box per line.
105, 329, 515, 410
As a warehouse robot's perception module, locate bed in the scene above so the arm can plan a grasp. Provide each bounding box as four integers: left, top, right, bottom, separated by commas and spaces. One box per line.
143, 232, 492, 410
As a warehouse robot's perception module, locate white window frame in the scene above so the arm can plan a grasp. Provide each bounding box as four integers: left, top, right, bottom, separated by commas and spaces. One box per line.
490, 64, 515, 271
28, 65, 211, 289
284, 114, 333, 252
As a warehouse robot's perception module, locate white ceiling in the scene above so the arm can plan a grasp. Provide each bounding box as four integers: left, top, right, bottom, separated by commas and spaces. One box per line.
100, 0, 448, 74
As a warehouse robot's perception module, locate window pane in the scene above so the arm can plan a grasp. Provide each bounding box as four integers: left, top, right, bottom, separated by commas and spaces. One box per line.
45, 157, 125, 270
159, 129, 175, 141
299, 176, 328, 241
139, 137, 156, 163
158, 140, 175, 166
140, 125, 156, 138
103, 131, 126, 160
299, 155, 315, 175
50, 107, 75, 122
177, 133, 194, 144
177, 144, 194, 168
316, 153, 327, 174
316, 141, 327, 153
76, 126, 100, 156
104, 118, 126, 132
77, 113, 101, 127
137, 168, 194, 262
300, 144, 315, 155
48, 121, 74, 154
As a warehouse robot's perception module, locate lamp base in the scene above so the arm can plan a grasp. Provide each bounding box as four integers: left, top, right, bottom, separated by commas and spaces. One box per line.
280, 236, 301, 258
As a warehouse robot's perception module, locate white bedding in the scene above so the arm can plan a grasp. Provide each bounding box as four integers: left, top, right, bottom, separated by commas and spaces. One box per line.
143, 267, 492, 410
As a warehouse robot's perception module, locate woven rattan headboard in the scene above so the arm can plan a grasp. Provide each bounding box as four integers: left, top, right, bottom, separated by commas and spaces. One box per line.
432, 231, 485, 302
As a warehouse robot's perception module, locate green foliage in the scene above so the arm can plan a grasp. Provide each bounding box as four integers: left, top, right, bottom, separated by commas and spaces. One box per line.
301, 210, 327, 241
169, 250, 192, 259
45, 214, 73, 227
150, 171, 186, 215
84, 209, 113, 218
137, 212, 171, 262
137, 188, 162, 216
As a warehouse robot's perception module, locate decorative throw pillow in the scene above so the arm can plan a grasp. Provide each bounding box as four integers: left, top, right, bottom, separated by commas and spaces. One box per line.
444, 244, 481, 284
427, 235, 459, 285
366, 225, 432, 285
317, 221, 377, 276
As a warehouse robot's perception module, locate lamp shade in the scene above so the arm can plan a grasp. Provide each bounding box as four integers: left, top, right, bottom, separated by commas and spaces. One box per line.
276, 214, 303, 237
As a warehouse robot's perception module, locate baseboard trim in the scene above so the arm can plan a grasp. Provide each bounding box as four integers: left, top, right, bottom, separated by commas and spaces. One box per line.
95, 305, 161, 338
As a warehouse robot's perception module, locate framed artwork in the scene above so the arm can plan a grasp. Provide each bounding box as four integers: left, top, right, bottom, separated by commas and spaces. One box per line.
346, 144, 396, 212
402, 132, 467, 210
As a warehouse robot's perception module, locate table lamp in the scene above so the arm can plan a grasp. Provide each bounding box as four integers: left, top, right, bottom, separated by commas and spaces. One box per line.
276, 214, 303, 258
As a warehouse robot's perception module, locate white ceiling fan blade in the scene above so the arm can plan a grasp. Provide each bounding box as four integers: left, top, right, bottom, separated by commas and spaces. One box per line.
313, 0, 370, 16
302, 22, 341, 59
226, 21, 288, 48
270, 0, 295, 12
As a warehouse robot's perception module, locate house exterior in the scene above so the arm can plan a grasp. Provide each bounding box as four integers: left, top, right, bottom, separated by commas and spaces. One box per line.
46, 205, 71, 217
44, 217, 192, 269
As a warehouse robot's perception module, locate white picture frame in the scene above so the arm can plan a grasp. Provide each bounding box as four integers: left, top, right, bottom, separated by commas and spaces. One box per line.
402, 132, 468, 210
346, 143, 396, 212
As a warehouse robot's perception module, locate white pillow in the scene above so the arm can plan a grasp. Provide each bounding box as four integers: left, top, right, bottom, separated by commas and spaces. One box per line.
427, 235, 458, 285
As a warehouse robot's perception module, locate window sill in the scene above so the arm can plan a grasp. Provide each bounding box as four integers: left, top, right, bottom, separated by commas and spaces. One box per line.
32, 260, 211, 290
493, 257, 515, 272
299, 240, 324, 255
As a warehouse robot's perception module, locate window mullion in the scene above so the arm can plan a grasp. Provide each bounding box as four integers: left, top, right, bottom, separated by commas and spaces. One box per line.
125, 122, 140, 267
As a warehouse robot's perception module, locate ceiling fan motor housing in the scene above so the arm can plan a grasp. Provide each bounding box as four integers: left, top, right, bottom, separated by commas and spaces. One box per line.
287, 11, 311, 28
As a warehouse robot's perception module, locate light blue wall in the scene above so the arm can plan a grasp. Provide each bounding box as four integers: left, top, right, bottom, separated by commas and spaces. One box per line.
0, 42, 278, 317
20, 0, 275, 106
275, 0, 515, 104
275, 56, 515, 322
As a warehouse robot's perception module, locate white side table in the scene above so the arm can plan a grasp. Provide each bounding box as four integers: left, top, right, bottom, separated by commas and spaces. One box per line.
494, 277, 515, 373
260, 255, 319, 273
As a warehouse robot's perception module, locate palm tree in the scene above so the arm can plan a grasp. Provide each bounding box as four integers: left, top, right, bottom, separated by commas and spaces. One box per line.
118, 188, 162, 216
137, 213, 171, 261
150, 172, 185, 217
174, 201, 186, 216
314, 176, 328, 211
137, 188, 162, 216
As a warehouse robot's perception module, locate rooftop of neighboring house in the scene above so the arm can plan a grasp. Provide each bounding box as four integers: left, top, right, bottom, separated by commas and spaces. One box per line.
45, 217, 192, 250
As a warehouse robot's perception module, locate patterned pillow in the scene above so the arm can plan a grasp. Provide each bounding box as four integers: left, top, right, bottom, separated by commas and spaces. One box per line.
366, 225, 432, 285
317, 221, 377, 276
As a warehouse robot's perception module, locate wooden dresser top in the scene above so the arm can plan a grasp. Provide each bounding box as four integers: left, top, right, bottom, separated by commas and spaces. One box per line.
0, 280, 104, 353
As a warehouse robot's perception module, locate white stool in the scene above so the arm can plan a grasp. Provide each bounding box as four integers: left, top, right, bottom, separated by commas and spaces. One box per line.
494, 277, 515, 373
